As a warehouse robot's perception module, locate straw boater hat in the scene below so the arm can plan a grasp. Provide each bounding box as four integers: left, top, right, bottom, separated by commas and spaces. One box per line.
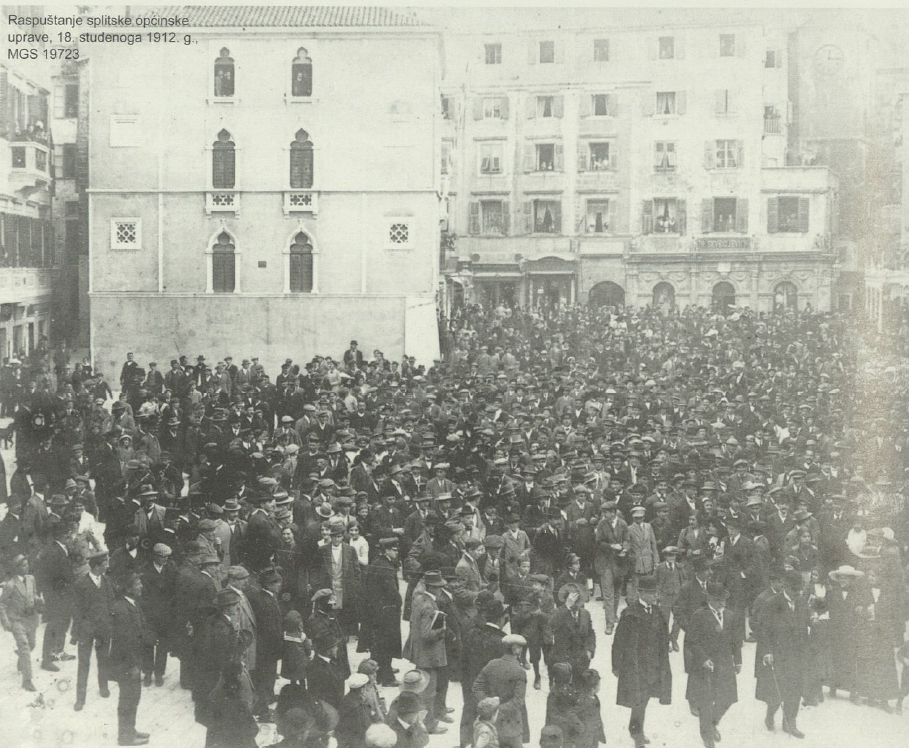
828, 564, 865, 583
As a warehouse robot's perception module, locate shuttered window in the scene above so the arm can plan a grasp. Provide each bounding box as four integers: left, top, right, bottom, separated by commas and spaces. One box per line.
212, 130, 236, 189
289, 130, 314, 188
212, 232, 236, 293
289, 232, 314, 293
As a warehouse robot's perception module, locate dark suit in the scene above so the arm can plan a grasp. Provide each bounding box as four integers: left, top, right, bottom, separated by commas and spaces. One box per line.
35, 540, 75, 663
313, 542, 361, 632
248, 587, 284, 714
361, 554, 403, 683
242, 509, 282, 571
685, 606, 742, 742
460, 623, 506, 747
110, 597, 154, 739
139, 560, 177, 680
307, 654, 345, 708
73, 573, 116, 702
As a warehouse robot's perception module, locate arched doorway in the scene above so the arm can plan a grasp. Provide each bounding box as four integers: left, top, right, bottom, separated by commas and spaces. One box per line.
712, 281, 736, 312
653, 282, 675, 314
774, 281, 798, 311
589, 281, 626, 308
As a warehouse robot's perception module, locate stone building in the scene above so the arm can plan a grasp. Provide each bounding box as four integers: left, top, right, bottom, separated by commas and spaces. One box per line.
87, 6, 441, 377
437, 10, 842, 313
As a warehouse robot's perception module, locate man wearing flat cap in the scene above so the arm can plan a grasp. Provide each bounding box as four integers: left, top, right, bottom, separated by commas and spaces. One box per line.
471, 633, 529, 748
72, 549, 115, 710
684, 582, 742, 748
139, 543, 176, 688
361, 537, 403, 687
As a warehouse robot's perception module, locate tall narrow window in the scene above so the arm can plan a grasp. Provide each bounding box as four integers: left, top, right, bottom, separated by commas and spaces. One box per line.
212, 130, 236, 188
212, 232, 236, 293
214, 48, 235, 97
292, 48, 313, 97
289, 129, 314, 188
289, 232, 314, 293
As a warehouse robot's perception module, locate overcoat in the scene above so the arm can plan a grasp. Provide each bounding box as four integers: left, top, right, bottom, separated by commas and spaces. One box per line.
611, 601, 672, 708
684, 606, 742, 712
359, 554, 403, 658
472, 655, 530, 742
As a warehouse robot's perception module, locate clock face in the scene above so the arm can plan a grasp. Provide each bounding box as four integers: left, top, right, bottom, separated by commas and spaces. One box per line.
815, 44, 844, 75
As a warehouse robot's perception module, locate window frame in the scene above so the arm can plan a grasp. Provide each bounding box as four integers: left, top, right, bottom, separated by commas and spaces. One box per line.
539, 40, 555, 64
535, 142, 556, 171
587, 141, 613, 171
485, 43, 502, 65
585, 198, 612, 234
206, 230, 241, 293
719, 34, 736, 57
715, 139, 738, 169
658, 36, 675, 59
63, 83, 79, 118
480, 200, 508, 236
653, 141, 677, 172
289, 47, 314, 100
593, 39, 609, 62
210, 46, 237, 103
478, 141, 504, 175
532, 199, 562, 234
110, 218, 142, 251
656, 91, 677, 116
288, 129, 315, 189
211, 129, 237, 190
483, 97, 503, 119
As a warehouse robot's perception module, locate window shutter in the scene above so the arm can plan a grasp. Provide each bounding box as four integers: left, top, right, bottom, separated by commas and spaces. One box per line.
642, 200, 654, 234
523, 144, 535, 172
797, 197, 810, 233
473, 98, 484, 120
676, 36, 686, 59
576, 200, 585, 234
609, 94, 619, 117
676, 91, 687, 115
737, 37, 747, 58
528, 42, 537, 64
500, 97, 510, 120
642, 92, 655, 117
502, 201, 511, 235
54, 83, 64, 118
525, 96, 536, 120
468, 202, 480, 235
609, 199, 618, 233
649, 39, 657, 60
678, 199, 687, 235
553, 95, 564, 118
715, 90, 726, 115
767, 197, 779, 233
554, 143, 564, 171
523, 201, 533, 234
701, 199, 713, 233
736, 198, 749, 233
735, 140, 744, 169
704, 141, 716, 170
579, 94, 591, 118
553, 201, 562, 233
577, 142, 587, 172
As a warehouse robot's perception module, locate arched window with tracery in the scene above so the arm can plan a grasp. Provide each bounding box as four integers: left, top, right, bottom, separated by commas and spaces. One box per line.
288, 232, 314, 293
212, 129, 236, 189
291, 48, 313, 97
212, 231, 236, 293
214, 48, 235, 97
290, 130, 314, 188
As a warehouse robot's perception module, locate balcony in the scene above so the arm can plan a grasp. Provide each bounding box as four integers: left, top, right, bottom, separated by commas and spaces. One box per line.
283, 190, 319, 217
9, 140, 51, 196
764, 116, 782, 135
205, 191, 240, 215
0, 267, 58, 305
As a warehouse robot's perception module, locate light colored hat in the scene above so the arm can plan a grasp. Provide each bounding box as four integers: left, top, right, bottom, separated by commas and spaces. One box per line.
365, 724, 398, 748
477, 696, 500, 719
400, 669, 430, 693
502, 634, 527, 647
828, 565, 865, 583
346, 673, 369, 690
227, 565, 250, 580
152, 543, 172, 556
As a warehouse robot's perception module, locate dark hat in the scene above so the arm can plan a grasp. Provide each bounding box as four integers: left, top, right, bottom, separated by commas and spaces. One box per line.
260, 569, 282, 587
422, 570, 446, 587
395, 690, 424, 716
485, 598, 506, 621
379, 537, 399, 550
215, 588, 241, 607
483, 534, 504, 550
705, 582, 729, 600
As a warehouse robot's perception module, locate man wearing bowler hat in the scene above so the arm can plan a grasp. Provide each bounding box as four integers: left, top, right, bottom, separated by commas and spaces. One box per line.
612, 574, 672, 748
684, 581, 742, 748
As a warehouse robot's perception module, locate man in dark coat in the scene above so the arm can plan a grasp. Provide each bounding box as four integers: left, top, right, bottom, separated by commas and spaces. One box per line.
612, 575, 672, 748
337, 674, 381, 748
684, 582, 742, 748
248, 569, 285, 719
35, 517, 76, 669
459, 597, 506, 748
827, 564, 873, 700
139, 543, 177, 687
361, 537, 403, 686
472, 634, 530, 748
308, 630, 346, 709
72, 550, 116, 710
312, 518, 362, 636
756, 570, 809, 737
109, 573, 155, 746
549, 582, 596, 678
242, 493, 282, 571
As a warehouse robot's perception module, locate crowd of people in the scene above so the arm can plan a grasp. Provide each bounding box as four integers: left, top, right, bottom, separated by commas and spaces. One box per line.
0, 302, 908, 748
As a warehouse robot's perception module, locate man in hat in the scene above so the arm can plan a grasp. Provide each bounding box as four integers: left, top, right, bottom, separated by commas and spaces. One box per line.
654, 546, 685, 651
72, 549, 115, 710
226, 566, 258, 675
338, 672, 380, 747
35, 516, 76, 670
139, 543, 176, 688
109, 572, 154, 745
172, 542, 208, 690
502, 513, 530, 580
594, 501, 629, 635
0, 553, 41, 691
403, 570, 450, 734
460, 597, 508, 747
249, 568, 285, 720
612, 575, 672, 748
313, 518, 362, 636
456, 538, 486, 594
684, 582, 742, 748
132, 485, 166, 555
361, 537, 403, 687
550, 582, 596, 678
387, 690, 430, 748
427, 463, 455, 499
243, 491, 282, 571
626, 506, 659, 603
827, 564, 871, 700
309, 630, 346, 709
471, 633, 530, 748
755, 570, 809, 736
